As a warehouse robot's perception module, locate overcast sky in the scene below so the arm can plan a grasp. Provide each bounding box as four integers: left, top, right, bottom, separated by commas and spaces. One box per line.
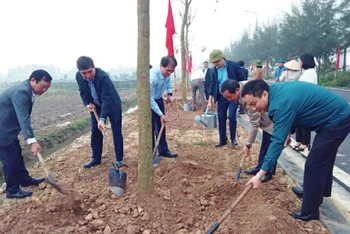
0, 0, 300, 74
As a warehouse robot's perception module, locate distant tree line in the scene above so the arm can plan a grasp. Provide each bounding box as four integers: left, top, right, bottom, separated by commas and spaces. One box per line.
1, 64, 137, 82
224, 0, 350, 76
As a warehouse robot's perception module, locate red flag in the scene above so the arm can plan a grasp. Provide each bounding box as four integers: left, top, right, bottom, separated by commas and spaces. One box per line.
250, 64, 255, 72
165, 0, 175, 56
187, 53, 192, 73
265, 59, 269, 72
336, 46, 340, 70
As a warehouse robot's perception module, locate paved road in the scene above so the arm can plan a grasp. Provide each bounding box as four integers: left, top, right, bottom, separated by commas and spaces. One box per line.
325, 87, 350, 173
265, 80, 350, 174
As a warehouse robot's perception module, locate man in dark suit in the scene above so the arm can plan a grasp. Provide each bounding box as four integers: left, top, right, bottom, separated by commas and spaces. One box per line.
0, 70, 52, 199
203, 61, 212, 101
237, 60, 248, 114
207, 50, 245, 148
76, 56, 124, 168
238, 60, 248, 80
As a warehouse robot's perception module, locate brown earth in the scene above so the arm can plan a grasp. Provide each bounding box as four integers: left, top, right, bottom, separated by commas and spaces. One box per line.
0, 89, 329, 234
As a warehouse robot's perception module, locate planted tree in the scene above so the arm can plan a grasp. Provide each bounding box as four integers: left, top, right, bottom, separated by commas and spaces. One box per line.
137, 0, 153, 195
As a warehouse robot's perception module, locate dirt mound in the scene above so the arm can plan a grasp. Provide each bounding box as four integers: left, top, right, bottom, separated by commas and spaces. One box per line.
0, 97, 329, 234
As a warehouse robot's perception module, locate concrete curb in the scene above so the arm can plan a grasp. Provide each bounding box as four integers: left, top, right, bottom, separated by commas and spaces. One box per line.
237, 114, 350, 234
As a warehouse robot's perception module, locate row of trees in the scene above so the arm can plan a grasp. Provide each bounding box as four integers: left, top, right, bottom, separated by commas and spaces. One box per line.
224, 0, 350, 75
1, 64, 137, 82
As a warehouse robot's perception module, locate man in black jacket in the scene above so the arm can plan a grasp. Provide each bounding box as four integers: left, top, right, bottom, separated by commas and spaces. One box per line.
0, 70, 51, 199
76, 56, 124, 168
207, 50, 245, 147
203, 61, 212, 100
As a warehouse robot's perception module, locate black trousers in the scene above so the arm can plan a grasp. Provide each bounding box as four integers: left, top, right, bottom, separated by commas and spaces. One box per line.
152, 98, 169, 154
256, 131, 276, 175
217, 94, 238, 143
302, 115, 350, 214
91, 105, 124, 162
295, 127, 311, 145
0, 139, 32, 194
204, 81, 210, 100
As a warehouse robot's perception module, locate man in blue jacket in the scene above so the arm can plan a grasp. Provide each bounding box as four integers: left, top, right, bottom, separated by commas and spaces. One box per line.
76, 56, 124, 169
273, 58, 287, 82
241, 79, 350, 221
207, 50, 245, 147
0, 70, 52, 199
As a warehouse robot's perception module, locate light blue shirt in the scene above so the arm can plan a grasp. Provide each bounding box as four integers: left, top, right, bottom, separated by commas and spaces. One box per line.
84, 77, 104, 121
274, 66, 287, 79
217, 60, 228, 92
150, 66, 172, 116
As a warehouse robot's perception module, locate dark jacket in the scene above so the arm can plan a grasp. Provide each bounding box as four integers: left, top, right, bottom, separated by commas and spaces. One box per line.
241, 67, 248, 80
0, 80, 35, 146
76, 68, 122, 120
204, 68, 213, 88
208, 59, 245, 102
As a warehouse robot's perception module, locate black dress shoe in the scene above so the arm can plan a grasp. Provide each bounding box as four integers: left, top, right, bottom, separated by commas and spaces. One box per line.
21, 177, 45, 187
84, 159, 101, 168
160, 151, 178, 158
245, 167, 260, 175
262, 174, 273, 183
292, 186, 303, 198
215, 141, 227, 147
290, 210, 319, 221
231, 139, 238, 147
7, 189, 33, 199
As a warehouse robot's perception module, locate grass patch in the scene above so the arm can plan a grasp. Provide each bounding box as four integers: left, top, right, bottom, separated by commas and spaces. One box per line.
194, 141, 209, 146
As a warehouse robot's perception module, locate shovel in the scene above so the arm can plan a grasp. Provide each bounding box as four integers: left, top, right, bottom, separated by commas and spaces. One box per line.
92, 109, 127, 197
37, 153, 69, 195
206, 183, 253, 234
235, 154, 246, 180
152, 124, 165, 166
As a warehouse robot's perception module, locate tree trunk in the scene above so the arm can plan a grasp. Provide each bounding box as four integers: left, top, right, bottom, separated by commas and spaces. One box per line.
316, 57, 322, 77
181, 0, 190, 103
137, 0, 153, 195
185, 19, 190, 91
343, 46, 347, 71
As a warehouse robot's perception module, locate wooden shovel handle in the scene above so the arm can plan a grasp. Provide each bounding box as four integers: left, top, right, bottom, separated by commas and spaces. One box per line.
92, 109, 100, 123
218, 183, 253, 224
37, 152, 50, 177
239, 154, 245, 168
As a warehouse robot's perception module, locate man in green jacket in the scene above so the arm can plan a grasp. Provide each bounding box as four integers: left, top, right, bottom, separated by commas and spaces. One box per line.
241, 79, 350, 221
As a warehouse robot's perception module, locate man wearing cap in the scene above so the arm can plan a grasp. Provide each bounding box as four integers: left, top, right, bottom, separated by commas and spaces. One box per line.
274, 58, 287, 82
254, 60, 264, 79
207, 49, 245, 147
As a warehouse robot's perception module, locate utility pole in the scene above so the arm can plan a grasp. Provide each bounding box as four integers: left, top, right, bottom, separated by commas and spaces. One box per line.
245, 10, 258, 31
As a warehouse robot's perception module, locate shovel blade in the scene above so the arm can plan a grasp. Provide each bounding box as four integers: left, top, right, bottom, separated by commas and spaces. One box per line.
153, 155, 162, 167
235, 167, 242, 180
109, 168, 127, 197
46, 174, 69, 195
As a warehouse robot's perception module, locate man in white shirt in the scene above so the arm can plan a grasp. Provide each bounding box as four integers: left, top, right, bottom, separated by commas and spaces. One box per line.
191, 65, 207, 112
